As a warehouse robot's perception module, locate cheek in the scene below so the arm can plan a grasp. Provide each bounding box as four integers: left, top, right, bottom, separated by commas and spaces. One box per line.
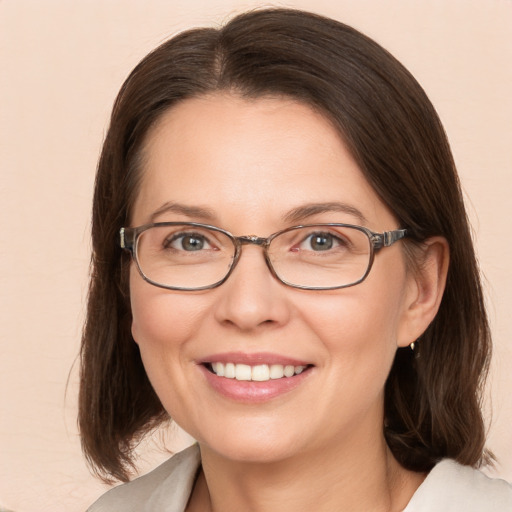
129, 267, 211, 419
129, 266, 205, 352
300, 292, 400, 367
297, 260, 408, 383
304, 284, 404, 348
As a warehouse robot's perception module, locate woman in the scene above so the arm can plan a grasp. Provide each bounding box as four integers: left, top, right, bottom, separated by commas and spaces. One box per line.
80, 8, 512, 511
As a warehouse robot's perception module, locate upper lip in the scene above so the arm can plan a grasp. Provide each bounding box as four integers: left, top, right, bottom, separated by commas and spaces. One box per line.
198, 352, 312, 366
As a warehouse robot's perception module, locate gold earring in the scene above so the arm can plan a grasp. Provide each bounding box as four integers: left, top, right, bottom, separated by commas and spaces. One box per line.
410, 340, 420, 359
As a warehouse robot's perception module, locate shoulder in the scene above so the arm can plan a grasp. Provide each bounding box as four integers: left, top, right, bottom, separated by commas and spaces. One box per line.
405, 459, 512, 512
87, 444, 201, 512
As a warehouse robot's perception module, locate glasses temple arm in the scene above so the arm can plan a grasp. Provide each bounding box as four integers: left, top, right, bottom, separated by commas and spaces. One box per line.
372, 229, 407, 250
120, 227, 135, 251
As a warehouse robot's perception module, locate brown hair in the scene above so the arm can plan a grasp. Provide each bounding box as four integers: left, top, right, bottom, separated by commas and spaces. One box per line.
79, 8, 492, 483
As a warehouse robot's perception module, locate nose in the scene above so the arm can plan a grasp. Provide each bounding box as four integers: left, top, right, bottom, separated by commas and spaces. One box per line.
213, 245, 291, 332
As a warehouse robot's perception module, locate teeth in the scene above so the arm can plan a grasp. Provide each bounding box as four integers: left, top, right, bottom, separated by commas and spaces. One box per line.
270, 364, 284, 379
252, 364, 270, 381
210, 363, 307, 381
284, 365, 295, 377
235, 364, 252, 381
211, 362, 224, 377
224, 362, 235, 379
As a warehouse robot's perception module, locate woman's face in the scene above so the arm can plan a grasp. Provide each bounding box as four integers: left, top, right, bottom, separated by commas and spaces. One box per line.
130, 93, 418, 463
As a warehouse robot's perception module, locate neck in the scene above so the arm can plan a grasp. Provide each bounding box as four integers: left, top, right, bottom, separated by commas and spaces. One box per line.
188, 428, 425, 512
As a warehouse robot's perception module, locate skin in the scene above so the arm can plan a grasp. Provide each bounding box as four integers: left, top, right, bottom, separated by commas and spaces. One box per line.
129, 93, 449, 512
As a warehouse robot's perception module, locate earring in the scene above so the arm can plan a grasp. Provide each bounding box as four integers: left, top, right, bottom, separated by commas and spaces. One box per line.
410, 339, 420, 359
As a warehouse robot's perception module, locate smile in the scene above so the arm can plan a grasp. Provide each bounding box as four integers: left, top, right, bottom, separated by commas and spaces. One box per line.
207, 362, 309, 382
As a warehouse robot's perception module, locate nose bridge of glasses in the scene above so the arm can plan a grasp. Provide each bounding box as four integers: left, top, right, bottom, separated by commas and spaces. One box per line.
228, 234, 277, 284
237, 235, 268, 247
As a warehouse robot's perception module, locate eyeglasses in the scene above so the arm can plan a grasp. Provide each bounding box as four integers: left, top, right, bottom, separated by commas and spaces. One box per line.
120, 222, 407, 291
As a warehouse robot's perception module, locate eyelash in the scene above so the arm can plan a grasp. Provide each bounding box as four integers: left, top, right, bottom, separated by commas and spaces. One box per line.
163, 232, 214, 251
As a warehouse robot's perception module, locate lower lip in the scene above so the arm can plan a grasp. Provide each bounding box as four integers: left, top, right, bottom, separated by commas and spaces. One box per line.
199, 365, 312, 403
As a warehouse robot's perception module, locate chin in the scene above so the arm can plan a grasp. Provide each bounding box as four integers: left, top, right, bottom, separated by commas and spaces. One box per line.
190, 418, 313, 465
204, 438, 300, 464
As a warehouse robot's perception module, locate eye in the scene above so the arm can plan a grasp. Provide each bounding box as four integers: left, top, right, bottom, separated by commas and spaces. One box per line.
164, 232, 213, 251
298, 232, 344, 252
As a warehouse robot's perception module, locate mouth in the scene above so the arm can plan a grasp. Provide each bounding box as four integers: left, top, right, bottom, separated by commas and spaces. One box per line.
198, 353, 314, 402
204, 362, 313, 382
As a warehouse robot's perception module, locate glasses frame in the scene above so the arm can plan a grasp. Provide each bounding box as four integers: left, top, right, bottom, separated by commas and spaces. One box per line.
120, 222, 407, 291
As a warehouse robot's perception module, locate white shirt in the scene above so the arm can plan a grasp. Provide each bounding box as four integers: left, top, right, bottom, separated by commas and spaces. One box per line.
88, 444, 512, 511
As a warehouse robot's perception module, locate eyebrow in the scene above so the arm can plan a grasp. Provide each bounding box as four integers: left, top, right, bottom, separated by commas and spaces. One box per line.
149, 201, 368, 226
283, 202, 368, 225
150, 202, 217, 223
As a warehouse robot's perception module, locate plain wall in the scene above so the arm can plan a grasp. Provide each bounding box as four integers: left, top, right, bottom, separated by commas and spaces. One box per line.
1, 1, 511, 510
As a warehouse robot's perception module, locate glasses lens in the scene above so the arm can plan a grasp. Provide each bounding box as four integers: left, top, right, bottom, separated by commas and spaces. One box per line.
135, 225, 235, 289
268, 225, 371, 289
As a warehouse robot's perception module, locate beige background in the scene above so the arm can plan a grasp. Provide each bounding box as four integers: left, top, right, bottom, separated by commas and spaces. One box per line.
1, 0, 511, 510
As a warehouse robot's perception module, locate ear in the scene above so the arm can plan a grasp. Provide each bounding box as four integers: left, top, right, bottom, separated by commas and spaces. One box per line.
396, 237, 449, 348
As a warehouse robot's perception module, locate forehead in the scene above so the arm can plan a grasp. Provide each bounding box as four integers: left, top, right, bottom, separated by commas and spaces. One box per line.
132, 93, 395, 230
